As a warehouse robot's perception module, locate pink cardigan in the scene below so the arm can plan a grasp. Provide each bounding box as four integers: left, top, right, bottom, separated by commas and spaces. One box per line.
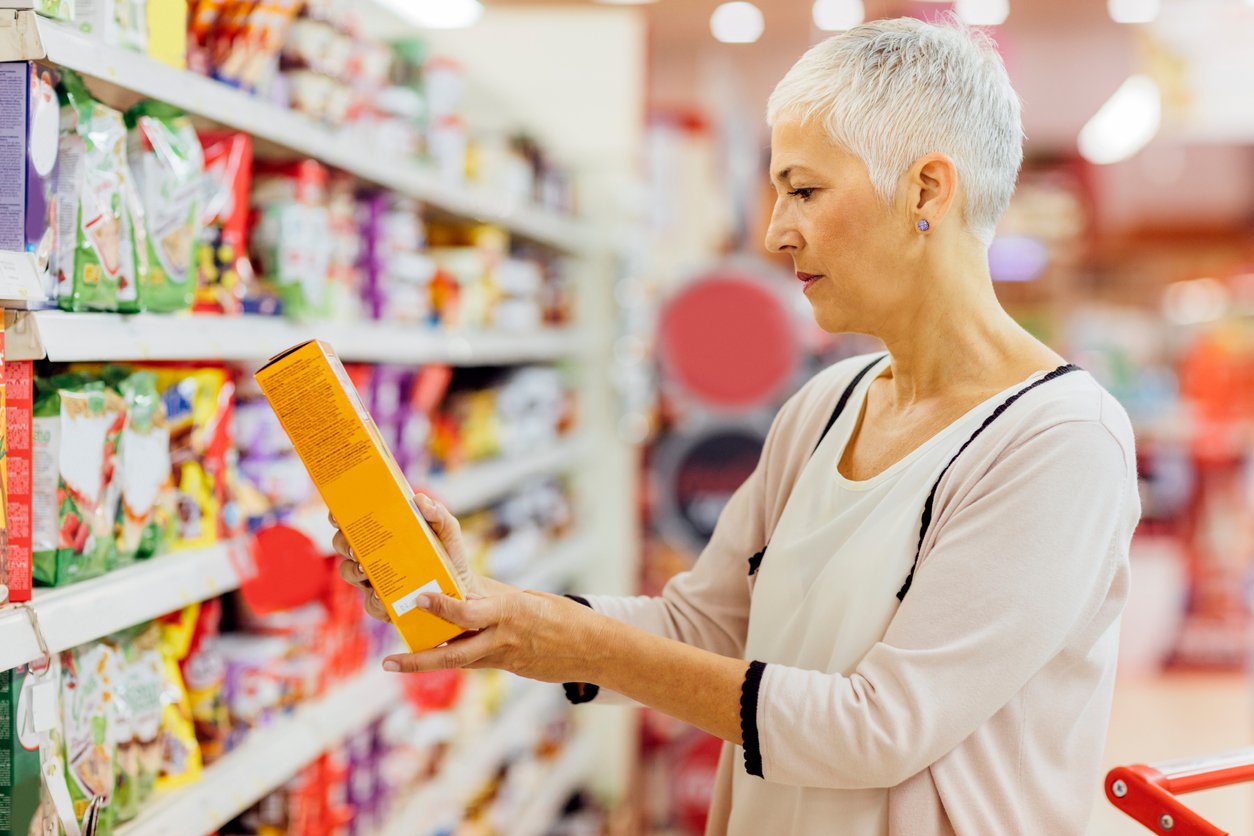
582, 356, 1141, 834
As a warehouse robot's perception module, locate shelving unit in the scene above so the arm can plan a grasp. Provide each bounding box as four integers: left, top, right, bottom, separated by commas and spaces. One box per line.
513, 726, 600, 836
0, 5, 636, 831
3, 310, 586, 365
0, 12, 587, 253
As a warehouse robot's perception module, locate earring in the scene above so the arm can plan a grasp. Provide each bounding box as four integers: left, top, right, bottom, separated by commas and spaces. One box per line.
916, 219, 930, 232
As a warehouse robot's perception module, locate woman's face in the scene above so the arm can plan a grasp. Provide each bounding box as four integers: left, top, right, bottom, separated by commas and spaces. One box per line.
765, 118, 916, 335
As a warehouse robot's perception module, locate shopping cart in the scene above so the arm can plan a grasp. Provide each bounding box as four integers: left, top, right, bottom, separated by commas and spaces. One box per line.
1106, 748, 1254, 834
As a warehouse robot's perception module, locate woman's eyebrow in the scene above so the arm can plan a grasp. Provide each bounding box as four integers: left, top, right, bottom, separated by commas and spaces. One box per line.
772, 165, 819, 184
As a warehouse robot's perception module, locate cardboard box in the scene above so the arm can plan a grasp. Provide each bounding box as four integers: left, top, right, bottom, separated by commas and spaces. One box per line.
0, 62, 59, 307
4, 359, 29, 604
255, 340, 467, 652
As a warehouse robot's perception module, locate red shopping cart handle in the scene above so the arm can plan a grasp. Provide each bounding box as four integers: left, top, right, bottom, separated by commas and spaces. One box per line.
1106, 747, 1254, 835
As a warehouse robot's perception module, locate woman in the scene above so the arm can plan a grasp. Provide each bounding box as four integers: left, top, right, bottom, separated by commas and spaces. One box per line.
335, 18, 1139, 835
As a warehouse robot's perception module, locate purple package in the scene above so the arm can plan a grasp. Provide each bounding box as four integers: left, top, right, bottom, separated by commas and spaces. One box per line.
368, 365, 410, 456
358, 192, 388, 320
346, 726, 381, 834
0, 62, 59, 301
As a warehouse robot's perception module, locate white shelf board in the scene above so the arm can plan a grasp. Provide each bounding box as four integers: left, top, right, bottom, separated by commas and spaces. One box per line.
0, 540, 249, 673
11, 13, 585, 252
512, 727, 599, 836
4, 310, 584, 365
380, 681, 560, 836
425, 436, 587, 515
118, 668, 402, 836
508, 534, 588, 594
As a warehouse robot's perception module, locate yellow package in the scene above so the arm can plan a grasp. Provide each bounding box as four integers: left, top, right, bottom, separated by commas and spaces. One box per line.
156, 604, 203, 792
147, 0, 189, 69
255, 340, 468, 652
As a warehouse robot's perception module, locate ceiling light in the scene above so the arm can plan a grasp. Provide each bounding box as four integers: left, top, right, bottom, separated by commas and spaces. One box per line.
373, 0, 484, 29
954, 0, 1009, 25
813, 0, 864, 30
1078, 74, 1162, 165
1107, 0, 1159, 23
710, 2, 765, 44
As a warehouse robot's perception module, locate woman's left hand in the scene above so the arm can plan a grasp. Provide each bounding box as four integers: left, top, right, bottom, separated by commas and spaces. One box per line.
382, 590, 605, 684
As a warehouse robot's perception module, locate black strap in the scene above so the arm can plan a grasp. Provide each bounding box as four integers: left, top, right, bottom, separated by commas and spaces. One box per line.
749, 354, 888, 576
895, 363, 1081, 601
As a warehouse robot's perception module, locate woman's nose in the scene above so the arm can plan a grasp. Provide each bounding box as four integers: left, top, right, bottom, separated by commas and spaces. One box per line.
765, 204, 801, 253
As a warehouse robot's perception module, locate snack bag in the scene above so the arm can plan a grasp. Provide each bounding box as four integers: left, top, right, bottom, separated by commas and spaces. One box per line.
250, 160, 331, 319
156, 604, 202, 791
125, 102, 205, 313
180, 597, 230, 764
125, 624, 164, 807
152, 368, 230, 551
61, 641, 122, 834
1, 661, 60, 836
34, 0, 73, 21
32, 374, 126, 586
103, 634, 140, 825
55, 71, 147, 312
194, 131, 253, 314
116, 370, 170, 563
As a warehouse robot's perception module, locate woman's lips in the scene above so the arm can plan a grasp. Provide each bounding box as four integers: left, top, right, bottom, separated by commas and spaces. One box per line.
796, 272, 823, 291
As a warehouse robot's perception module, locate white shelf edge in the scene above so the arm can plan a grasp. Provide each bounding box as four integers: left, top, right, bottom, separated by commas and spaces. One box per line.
0, 540, 248, 673
18, 14, 586, 253
427, 435, 587, 515
5, 310, 586, 365
512, 726, 599, 836
118, 668, 402, 836
380, 681, 560, 836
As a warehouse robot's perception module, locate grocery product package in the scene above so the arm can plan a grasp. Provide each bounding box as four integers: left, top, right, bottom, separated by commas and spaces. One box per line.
71, 0, 148, 50
0, 661, 59, 836
156, 605, 203, 791
180, 597, 231, 764
61, 641, 123, 834
195, 131, 253, 314
55, 71, 147, 313
250, 160, 331, 318
116, 370, 170, 563
0, 62, 61, 305
32, 373, 126, 586
34, 0, 72, 21
146, 0, 187, 69
122, 625, 165, 808
213, 0, 304, 94
255, 340, 469, 652
125, 101, 205, 313
5, 360, 33, 603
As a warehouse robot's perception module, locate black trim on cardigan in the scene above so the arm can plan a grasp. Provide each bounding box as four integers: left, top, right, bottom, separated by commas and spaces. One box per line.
747, 549, 765, 576
895, 363, 1082, 601
562, 595, 600, 704
740, 660, 768, 778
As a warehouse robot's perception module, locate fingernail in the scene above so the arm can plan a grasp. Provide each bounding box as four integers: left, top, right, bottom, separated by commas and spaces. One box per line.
382, 660, 400, 672
354, 562, 366, 577
416, 494, 433, 508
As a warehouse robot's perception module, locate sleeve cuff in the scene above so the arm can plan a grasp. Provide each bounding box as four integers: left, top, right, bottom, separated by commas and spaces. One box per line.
740, 660, 767, 778
562, 595, 601, 704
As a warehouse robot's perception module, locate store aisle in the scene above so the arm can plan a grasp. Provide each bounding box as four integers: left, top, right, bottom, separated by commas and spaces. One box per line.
1090, 674, 1254, 834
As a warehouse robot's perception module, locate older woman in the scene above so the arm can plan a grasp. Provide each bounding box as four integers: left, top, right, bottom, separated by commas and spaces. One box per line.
335, 17, 1139, 835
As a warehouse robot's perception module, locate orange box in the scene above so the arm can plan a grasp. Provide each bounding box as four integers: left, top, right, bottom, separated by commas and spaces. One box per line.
255, 340, 466, 651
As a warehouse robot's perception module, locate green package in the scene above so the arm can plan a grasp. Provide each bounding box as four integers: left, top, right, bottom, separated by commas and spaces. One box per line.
61, 644, 121, 836
125, 102, 204, 313
55, 71, 148, 313
32, 375, 126, 586
126, 627, 164, 806
115, 371, 169, 564
34, 0, 73, 22
0, 664, 58, 836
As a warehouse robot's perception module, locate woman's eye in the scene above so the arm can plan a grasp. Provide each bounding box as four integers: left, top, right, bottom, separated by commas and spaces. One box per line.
789, 188, 815, 201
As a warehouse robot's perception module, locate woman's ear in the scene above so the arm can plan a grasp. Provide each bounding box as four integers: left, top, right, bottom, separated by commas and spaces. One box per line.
906, 152, 959, 227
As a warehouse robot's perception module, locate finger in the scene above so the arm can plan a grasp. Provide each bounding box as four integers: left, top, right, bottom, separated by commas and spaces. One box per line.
327, 510, 338, 529
415, 493, 461, 540
418, 593, 495, 631
336, 556, 371, 591
331, 530, 353, 559
383, 630, 496, 673
364, 589, 390, 622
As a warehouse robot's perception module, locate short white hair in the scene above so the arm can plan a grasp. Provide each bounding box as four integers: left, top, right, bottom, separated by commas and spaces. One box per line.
767, 17, 1023, 245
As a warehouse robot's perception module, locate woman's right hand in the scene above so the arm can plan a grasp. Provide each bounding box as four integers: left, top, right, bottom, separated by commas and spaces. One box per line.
332, 493, 490, 622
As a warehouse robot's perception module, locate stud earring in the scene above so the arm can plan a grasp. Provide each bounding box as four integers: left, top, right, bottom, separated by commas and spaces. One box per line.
916, 219, 930, 232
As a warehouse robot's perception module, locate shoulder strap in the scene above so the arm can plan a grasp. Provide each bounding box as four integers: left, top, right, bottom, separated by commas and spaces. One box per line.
896, 363, 1082, 601
812, 353, 888, 456
749, 353, 888, 577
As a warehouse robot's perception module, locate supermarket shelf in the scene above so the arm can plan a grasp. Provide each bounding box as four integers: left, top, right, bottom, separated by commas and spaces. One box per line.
513, 727, 599, 836
118, 668, 402, 836
425, 436, 587, 515
380, 681, 561, 836
508, 534, 588, 594
6, 12, 586, 252
0, 540, 250, 674
3, 309, 585, 365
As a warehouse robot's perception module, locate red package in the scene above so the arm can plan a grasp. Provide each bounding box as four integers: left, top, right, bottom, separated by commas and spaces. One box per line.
194, 131, 254, 314
4, 360, 32, 603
